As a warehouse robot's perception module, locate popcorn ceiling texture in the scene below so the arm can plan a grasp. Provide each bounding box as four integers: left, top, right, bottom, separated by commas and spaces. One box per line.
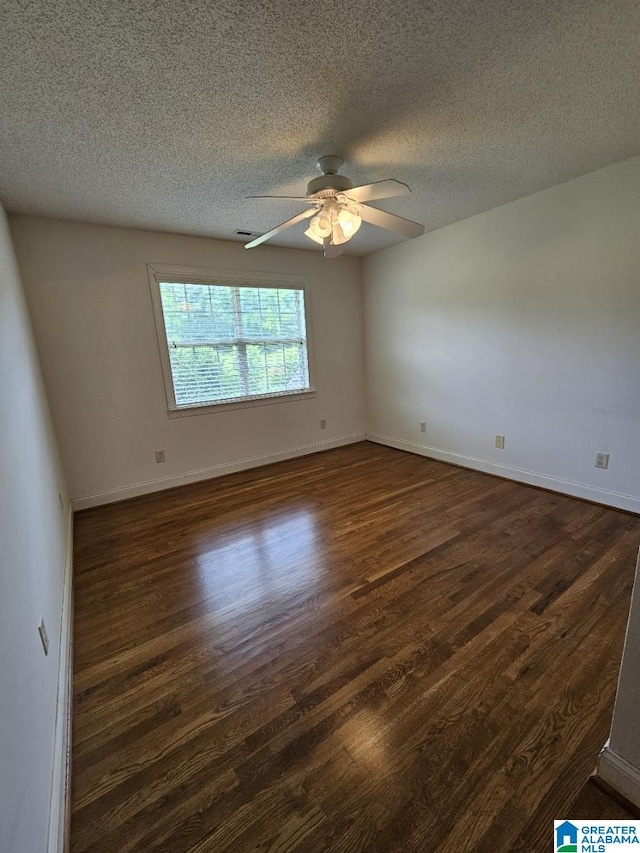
1, 0, 639, 255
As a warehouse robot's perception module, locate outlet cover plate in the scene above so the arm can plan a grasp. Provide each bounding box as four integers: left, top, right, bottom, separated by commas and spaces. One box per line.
595, 453, 609, 469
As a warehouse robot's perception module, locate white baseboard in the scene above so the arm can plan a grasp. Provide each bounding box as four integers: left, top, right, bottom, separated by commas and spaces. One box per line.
366, 432, 640, 514
72, 433, 366, 510
597, 743, 640, 810
48, 502, 73, 853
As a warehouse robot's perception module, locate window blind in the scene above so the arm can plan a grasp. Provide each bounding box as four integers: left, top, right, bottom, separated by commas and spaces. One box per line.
158, 281, 310, 408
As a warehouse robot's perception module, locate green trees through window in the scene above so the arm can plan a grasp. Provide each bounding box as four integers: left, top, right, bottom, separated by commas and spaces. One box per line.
158, 281, 310, 407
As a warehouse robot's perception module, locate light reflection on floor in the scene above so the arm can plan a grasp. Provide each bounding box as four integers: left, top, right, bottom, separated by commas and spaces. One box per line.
340, 708, 390, 774
194, 506, 324, 634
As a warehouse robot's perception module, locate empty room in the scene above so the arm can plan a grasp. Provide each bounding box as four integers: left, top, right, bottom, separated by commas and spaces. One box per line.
2, 1, 640, 851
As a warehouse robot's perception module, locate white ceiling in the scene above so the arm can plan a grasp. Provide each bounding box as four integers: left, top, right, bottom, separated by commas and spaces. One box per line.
1, 0, 639, 256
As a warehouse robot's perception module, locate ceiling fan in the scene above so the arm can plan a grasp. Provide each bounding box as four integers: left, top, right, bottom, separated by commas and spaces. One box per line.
244, 155, 425, 258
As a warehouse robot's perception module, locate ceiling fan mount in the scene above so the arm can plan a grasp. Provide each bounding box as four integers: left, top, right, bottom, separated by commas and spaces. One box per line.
306, 155, 354, 197
245, 155, 425, 258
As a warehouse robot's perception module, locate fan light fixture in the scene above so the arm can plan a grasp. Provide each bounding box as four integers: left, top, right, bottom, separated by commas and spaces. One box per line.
304, 199, 362, 247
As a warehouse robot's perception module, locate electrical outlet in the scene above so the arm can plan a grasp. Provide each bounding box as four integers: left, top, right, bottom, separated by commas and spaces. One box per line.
420, 422, 427, 433
495, 435, 505, 449
38, 619, 49, 656
320, 419, 326, 430
595, 453, 609, 470
155, 450, 165, 463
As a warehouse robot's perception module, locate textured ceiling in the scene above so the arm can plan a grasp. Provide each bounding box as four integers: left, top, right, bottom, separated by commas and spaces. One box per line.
1, 0, 639, 256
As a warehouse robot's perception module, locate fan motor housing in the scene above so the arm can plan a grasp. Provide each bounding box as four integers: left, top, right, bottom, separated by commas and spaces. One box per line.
306, 174, 353, 197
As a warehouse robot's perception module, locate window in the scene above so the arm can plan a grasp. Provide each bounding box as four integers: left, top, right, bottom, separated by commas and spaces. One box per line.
148, 265, 313, 413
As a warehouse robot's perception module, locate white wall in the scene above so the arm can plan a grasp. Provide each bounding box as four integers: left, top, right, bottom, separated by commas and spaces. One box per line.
598, 549, 640, 808
609, 552, 640, 768
0, 203, 71, 853
364, 155, 640, 513
9, 218, 366, 508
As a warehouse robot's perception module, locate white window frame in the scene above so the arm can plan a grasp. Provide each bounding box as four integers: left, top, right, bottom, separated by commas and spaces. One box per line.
147, 263, 316, 417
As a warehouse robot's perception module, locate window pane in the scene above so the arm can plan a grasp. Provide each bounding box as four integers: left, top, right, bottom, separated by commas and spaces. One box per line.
245, 342, 309, 396
241, 312, 262, 337
168, 344, 244, 406
278, 289, 298, 313
238, 287, 260, 311
246, 345, 268, 395
158, 281, 310, 407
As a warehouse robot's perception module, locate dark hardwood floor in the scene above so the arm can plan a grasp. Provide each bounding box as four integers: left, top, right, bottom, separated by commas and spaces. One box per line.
569, 778, 637, 820
71, 442, 640, 852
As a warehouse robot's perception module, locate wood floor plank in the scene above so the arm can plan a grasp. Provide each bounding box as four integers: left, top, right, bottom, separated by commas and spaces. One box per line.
71, 442, 640, 852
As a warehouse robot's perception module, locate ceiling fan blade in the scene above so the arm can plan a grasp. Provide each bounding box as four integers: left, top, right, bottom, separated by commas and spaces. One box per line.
244, 208, 316, 249
359, 204, 425, 239
343, 179, 411, 203
247, 196, 318, 203
323, 238, 343, 259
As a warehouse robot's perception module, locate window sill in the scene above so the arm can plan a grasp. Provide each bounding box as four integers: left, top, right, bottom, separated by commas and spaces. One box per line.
167, 389, 317, 418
